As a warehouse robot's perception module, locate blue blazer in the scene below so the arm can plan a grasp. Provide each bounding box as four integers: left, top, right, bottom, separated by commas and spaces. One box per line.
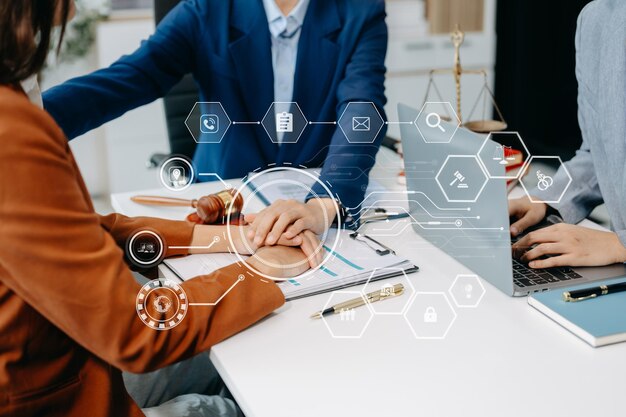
43, 0, 388, 215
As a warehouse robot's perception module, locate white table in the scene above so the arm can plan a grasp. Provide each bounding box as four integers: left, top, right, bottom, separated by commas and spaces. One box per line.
112, 149, 624, 417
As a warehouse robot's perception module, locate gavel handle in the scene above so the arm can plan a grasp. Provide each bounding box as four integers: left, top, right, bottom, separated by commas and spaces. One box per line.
131, 195, 198, 207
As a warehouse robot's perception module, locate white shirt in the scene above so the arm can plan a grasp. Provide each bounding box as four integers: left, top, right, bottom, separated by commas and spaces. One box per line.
21, 75, 43, 108
261, 0, 311, 143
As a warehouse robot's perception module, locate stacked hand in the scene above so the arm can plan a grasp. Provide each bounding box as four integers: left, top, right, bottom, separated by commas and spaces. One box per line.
509, 197, 626, 268
244, 198, 337, 246
192, 198, 336, 278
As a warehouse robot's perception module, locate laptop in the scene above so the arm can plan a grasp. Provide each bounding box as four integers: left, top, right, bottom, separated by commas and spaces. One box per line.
398, 103, 626, 296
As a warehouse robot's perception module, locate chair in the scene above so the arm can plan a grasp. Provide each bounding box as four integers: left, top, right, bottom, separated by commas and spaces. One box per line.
149, 0, 198, 167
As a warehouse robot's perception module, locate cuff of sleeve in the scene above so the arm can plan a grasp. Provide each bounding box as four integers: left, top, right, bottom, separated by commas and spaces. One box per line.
544, 199, 589, 225
188, 263, 285, 305
182, 263, 286, 344
527, 184, 589, 225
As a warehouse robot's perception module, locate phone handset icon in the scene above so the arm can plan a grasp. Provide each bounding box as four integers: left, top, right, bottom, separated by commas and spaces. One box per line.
200, 114, 219, 134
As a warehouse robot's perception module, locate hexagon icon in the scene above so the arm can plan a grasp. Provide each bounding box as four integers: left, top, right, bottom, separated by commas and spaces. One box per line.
414, 101, 461, 143
404, 292, 457, 339
361, 269, 416, 315
477, 132, 529, 179
185, 102, 232, 144
449, 274, 486, 308
261, 102, 308, 144
320, 291, 374, 339
519, 156, 572, 204
337, 101, 385, 143
435, 155, 488, 203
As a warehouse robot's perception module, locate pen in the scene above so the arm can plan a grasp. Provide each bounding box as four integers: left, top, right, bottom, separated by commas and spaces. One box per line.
562, 281, 626, 302
310, 283, 405, 319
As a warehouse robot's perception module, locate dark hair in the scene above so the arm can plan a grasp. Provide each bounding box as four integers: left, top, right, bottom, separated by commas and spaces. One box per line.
0, 0, 71, 85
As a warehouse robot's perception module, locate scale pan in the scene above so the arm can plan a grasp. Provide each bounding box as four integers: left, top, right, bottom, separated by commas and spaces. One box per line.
464, 120, 508, 133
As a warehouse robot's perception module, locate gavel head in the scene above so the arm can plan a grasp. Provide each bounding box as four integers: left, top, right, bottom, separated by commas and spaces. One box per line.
195, 189, 244, 224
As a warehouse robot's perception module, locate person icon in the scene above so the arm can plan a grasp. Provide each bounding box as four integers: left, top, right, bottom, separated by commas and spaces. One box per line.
169, 166, 187, 188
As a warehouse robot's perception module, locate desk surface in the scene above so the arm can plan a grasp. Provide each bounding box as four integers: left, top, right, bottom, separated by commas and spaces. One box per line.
112, 149, 624, 417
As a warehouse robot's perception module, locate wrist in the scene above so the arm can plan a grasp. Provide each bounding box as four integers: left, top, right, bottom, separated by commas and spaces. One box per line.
306, 198, 337, 229
189, 225, 229, 254
232, 225, 257, 255
611, 232, 626, 263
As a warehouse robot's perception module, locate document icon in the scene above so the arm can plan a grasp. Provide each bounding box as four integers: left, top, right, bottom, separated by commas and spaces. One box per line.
352, 116, 370, 132
276, 112, 294, 133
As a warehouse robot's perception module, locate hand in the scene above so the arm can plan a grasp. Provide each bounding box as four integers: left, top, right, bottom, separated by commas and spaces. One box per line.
232, 227, 324, 269
245, 198, 337, 246
512, 223, 626, 269
189, 225, 304, 256
228, 225, 301, 255
246, 245, 312, 279
508, 196, 547, 237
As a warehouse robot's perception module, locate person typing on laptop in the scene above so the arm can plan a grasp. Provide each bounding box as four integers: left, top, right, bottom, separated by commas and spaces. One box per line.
509, 0, 626, 270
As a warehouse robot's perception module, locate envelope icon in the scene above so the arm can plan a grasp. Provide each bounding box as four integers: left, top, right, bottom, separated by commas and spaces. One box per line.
352, 116, 371, 132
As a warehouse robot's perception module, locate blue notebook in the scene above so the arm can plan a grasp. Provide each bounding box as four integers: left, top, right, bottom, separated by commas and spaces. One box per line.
528, 277, 626, 347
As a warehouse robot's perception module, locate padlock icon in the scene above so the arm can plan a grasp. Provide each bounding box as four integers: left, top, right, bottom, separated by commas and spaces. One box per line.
423, 306, 438, 323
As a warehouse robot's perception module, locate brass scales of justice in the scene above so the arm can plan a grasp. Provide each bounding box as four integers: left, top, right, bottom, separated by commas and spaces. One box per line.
422, 26, 507, 133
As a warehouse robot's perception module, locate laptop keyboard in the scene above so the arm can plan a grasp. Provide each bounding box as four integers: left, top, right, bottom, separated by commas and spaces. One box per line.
512, 259, 583, 288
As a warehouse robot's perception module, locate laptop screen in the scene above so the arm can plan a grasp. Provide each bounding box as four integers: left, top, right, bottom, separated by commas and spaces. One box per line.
398, 103, 515, 295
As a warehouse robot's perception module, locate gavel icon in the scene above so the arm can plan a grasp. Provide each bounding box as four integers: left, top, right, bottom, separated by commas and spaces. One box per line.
449, 170, 465, 186
131, 189, 244, 224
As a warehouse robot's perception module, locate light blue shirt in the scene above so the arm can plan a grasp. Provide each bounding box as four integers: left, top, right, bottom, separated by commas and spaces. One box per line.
262, 0, 310, 143
540, 0, 626, 245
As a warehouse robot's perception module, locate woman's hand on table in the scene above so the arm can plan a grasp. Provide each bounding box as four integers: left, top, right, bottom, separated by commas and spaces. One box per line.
190, 225, 324, 269
246, 243, 316, 279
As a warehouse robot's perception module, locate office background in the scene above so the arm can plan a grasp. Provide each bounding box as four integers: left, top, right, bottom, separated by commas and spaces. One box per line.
43, 0, 593, 212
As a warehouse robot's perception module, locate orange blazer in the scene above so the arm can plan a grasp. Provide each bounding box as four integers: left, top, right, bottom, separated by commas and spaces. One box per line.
0, 86, 285, 417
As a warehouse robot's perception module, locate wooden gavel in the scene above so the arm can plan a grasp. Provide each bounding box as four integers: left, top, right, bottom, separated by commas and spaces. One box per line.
131, 189, 244, 224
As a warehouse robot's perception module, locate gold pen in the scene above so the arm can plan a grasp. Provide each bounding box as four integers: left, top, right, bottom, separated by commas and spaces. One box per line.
310, 283, 405, 319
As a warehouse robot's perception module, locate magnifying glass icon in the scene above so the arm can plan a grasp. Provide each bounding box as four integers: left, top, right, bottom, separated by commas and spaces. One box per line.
426, 112, 446, 133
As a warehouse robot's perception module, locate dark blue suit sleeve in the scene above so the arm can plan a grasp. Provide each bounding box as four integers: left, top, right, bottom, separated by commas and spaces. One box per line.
310, 1, 388, 227
43, 0, 205, 139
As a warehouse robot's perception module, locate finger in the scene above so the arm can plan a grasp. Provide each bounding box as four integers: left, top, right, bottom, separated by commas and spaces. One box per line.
298, 233, 317, 269
276, 234, 302, 247
521, 243, 567, 263
303, 231, 324, 264
508, 198, 525, 218
245, 214, 259, 240
266, 210, 301, 245
510, 211, 544, 237
512, 227, 561, 251
252, 209, 283, 246
303, 231, 323, 268
528, 255, 574, 269
285, 219, 308, 239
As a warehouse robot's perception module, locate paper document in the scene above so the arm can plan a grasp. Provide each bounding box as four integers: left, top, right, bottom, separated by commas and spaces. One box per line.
164, 229, 417, 300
